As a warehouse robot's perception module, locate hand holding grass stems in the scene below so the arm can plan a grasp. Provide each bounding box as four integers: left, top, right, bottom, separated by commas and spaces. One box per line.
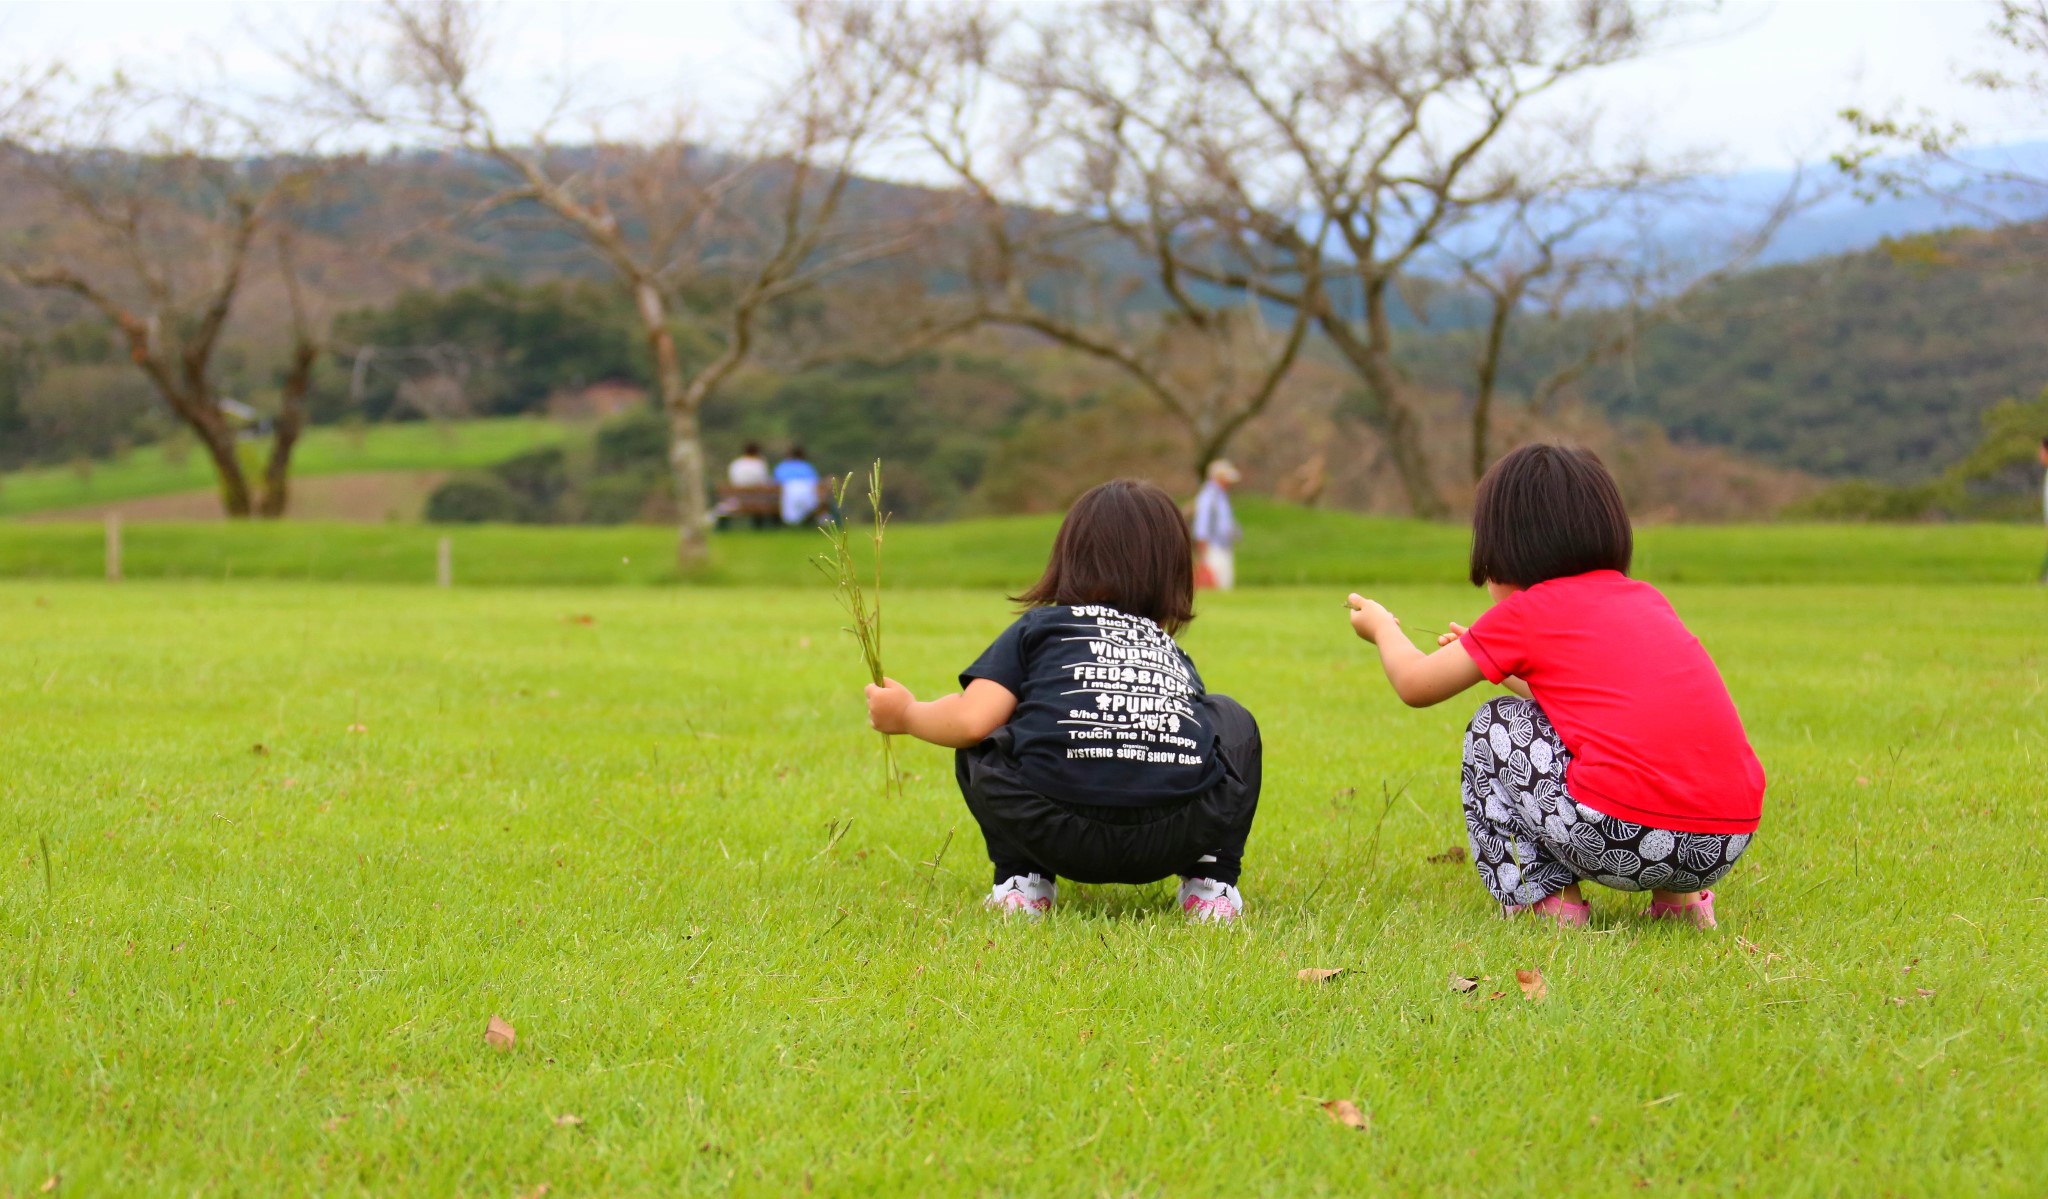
813, 460, 901, 795
1344, 596, 1443, 641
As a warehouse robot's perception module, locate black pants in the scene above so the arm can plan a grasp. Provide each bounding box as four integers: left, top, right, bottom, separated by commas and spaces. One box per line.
954, 694, 1261, 886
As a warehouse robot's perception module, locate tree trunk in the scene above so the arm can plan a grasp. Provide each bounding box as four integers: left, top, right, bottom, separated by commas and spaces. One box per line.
1374, 388, 1445, 519
258, 339, 316, 518
191, 408, 253, 518
1471, 298, 1514, 483
637, 282, 710, 567
1320, 330, 1447, 518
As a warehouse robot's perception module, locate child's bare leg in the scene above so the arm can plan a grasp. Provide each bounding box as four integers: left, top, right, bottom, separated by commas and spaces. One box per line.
1650, 889, 1705, 907
1556, 881, 1585, 905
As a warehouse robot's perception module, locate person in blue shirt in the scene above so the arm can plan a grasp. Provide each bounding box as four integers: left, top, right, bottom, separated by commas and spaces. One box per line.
773, 446, 821, 527
1192, 459, 1242, 590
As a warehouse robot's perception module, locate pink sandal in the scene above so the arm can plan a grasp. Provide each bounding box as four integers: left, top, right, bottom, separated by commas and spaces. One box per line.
1501, 894, 1591, 927
1647, 890, 1717, 929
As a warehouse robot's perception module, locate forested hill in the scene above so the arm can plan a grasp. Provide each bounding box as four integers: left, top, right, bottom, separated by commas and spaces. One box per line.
1550, 220, 2048, 483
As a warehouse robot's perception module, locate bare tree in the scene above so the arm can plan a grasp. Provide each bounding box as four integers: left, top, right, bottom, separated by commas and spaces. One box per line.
290, 0, 921, 565
984, 0, 1724, 517
881, 5, 1315, 483
1838, 0, 2048, 204
1446, 166, 1805, 481
0, 80, 337, 517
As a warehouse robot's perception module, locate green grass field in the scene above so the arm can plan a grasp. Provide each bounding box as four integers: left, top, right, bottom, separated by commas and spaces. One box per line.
0, 418, 573, 518
2, 574, 2043, 1194
3, 500, 2045, 588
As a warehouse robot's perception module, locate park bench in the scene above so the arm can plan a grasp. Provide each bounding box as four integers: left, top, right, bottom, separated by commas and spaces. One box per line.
714, 476, 837, 529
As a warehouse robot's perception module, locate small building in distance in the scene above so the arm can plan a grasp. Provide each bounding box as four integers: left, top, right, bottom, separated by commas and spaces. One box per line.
548, 378, 648, 421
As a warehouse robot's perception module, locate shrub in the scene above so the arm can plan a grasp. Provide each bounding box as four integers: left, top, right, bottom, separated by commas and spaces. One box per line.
425, 474, 523, 523
581, 468, 666, 525
594, 408, 670, 473
490, 446, 570, 520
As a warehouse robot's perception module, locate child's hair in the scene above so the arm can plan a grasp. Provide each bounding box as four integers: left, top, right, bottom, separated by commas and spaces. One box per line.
1469, 444, 1633, 588
1015, 479, 1195, 633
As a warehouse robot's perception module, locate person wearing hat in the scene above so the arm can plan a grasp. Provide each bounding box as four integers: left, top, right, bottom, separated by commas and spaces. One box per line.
1193, 459, 1243, 591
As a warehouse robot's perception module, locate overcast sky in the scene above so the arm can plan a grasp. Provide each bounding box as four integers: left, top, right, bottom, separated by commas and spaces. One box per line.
2, 0, 2041, 174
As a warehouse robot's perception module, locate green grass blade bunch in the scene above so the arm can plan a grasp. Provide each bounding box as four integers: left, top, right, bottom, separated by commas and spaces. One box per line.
812, 460, 900, 793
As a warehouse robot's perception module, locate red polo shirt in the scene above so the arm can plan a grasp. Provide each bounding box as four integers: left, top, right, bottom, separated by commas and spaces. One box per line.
1463, 571, 1764, 835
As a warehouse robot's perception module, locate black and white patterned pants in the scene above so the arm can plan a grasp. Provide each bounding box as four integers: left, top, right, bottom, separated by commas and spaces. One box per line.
1460, 697, 1752, 906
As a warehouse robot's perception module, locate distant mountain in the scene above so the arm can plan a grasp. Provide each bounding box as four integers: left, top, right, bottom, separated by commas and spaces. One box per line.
1457, 217, 2048, 484
1660, 142, 2048, 267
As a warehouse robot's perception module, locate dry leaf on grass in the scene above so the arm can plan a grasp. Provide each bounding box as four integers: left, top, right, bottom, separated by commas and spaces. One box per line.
1297, 968, 1345, 983
1425, 846, 1467, 864
553, 1113, 584, 1127
347, 723, 368, 734
1448, 974, 1480, 993
567, 614, 595, 626
39, 1175, 59, 1193
516, 1185, 550, 1199
485, 1014, 517, 1051
322, 1114, 350, 1131
1515, 969, 1548, 1001
1321, 1099, 1368, 1130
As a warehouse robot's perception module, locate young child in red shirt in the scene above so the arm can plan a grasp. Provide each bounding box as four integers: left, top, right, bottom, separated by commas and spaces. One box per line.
1346, 444, 1764, 928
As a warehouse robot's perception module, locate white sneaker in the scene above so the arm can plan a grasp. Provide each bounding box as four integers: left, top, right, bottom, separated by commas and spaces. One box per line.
1179, 877, 1244, 923
986, 873, 1056, 917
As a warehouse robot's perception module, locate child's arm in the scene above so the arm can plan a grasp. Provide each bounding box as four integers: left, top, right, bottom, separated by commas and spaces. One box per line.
865, 677, 1019, 749
1347, 594, 1486, 708
1436, 621, 1533, 700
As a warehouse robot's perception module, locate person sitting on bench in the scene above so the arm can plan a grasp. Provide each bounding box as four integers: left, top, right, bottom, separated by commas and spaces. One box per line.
774, 446, 821, 527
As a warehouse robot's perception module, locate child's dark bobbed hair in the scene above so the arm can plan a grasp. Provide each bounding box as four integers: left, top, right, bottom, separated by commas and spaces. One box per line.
1016, 478, 1195, 633
1469, 444, 1633, 588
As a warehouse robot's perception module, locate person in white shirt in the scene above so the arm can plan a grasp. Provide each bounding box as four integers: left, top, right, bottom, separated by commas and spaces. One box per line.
728, 443, 771, 488
1192, 459, 1242, 591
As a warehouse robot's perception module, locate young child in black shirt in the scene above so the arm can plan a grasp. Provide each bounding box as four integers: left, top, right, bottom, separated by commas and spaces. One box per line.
864, 479, 1262, 921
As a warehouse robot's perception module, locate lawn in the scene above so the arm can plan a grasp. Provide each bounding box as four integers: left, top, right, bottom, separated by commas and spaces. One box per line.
1, 578, 2042, 1194
2, 500, 2045, 587
0, 418, 574, 518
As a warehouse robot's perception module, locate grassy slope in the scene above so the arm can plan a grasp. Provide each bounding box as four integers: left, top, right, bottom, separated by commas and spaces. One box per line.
0, 418, 573, 518
1, 498, 2043, 587
0, 580, 2041, 1193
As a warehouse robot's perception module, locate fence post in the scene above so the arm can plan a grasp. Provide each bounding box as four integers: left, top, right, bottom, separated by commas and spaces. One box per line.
436, 536, 452, 588
104, 513, 122, 583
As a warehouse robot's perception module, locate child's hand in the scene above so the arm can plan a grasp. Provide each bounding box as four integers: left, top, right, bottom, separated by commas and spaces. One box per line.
864, 677, 916, 735
1346, 594, 1398, 644
1437, 620, 1470, 648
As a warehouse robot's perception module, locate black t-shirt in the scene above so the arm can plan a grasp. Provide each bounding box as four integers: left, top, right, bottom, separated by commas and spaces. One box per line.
960, 604, 1223, 806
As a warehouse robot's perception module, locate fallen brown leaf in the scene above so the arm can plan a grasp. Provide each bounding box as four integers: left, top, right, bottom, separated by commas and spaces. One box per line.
568, 614, 595, 626
1916, 987, 1935, 998
323, 1114, 350, 1131
1321, 1099, 1368, 1130
486, 1014, 517, 1051
553, 1113, 584, 1127
1425, 846, 1467, 864
39, 1175, 59, 1193
1297, 967, 1345, 983
1448, 974, 1480, 993
1855, 776, 1871, 787
347, 723, 367, 734
516, 1186, 550, 1199
1889, 996, 1908, 1006
1515, 969, 1548, 1001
